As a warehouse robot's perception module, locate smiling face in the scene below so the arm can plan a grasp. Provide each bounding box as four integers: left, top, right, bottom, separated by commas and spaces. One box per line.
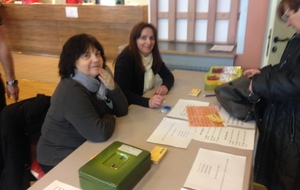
75, 46, 103, 78
136, 27, 155, 56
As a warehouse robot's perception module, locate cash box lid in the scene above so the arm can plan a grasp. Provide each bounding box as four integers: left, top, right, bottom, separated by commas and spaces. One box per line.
79, 141, 151, 190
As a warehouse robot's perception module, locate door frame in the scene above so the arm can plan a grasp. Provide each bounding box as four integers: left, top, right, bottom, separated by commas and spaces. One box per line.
261, 0, 278, 67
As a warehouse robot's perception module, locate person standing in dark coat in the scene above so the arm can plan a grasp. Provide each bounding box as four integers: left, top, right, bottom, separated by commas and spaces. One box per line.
244, 1, 300, 189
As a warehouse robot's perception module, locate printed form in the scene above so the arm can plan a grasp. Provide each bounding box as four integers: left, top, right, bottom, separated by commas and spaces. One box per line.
182, 148, 246, 190
147, 99, 256, 150
43, 180, 81, 190
166, 99, 210, 120
147, 99, 209, 148
192, 126, 255, 150
146, 117, 194, 149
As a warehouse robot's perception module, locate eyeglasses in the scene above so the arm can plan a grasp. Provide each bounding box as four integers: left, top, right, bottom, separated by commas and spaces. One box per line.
281, 8, 290, 22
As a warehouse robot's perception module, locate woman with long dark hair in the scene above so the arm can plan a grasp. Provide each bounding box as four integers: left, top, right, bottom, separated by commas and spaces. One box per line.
114, 22, 174, 108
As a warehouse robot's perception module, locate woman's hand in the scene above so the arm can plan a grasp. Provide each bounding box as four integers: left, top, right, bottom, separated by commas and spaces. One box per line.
98, 67, 115, 90
149, 94, 165, 108
154, 85, 169, 95
243, 69, 261, 78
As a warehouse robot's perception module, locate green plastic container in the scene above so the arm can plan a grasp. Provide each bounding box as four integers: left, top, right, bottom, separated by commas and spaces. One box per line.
79, 141, 151, 190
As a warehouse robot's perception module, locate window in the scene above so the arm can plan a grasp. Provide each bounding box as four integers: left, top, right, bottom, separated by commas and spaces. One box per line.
150, 0, 240, 44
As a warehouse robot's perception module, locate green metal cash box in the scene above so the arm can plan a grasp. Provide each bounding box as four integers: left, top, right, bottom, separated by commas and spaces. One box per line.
79, 141, 151, 190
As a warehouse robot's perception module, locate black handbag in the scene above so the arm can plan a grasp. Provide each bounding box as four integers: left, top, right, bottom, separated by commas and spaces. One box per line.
214, 75, 261, 121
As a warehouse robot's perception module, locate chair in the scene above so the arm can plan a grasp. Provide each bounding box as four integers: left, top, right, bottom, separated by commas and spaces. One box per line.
0, 94, 50, 190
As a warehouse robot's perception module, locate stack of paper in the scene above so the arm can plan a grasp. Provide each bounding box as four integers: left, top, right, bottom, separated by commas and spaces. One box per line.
209, 45, 235, 52
146, 99, 256, 150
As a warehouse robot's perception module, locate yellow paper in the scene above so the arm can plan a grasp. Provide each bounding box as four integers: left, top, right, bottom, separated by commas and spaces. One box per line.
206, 113, 224, 123
189, 88, 201, 96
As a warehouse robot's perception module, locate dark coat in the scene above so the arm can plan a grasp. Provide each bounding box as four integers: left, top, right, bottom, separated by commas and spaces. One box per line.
37, 78, 128, 167
114, 49, 174, 107
0, 94, 51, 190
253, 34, 300, 190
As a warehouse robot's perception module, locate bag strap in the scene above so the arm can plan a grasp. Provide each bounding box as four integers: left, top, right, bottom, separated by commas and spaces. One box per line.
244, 93, 260, 121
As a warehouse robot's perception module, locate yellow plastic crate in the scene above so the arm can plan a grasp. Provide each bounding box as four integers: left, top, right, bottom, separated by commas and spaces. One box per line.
205, 66, 243, 91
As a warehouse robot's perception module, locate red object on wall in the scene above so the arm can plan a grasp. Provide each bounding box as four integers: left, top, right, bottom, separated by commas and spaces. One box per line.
66, 0, 82, 4
21, 0, 39, 3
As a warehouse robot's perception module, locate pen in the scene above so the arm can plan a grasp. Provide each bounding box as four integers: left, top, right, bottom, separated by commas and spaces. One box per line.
204, 94, 216, 97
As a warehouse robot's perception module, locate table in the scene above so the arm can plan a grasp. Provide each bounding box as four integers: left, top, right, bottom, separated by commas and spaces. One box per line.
29, 70, 254, 190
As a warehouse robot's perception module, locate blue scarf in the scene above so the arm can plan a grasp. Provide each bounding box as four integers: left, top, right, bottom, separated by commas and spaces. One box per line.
71, 69, 107, 101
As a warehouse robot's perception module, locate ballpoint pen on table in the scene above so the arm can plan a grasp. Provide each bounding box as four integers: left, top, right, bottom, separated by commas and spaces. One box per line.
204, 94, 216, 97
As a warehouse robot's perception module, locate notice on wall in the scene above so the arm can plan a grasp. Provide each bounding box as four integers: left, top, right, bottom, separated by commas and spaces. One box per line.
65, 7, 78, 18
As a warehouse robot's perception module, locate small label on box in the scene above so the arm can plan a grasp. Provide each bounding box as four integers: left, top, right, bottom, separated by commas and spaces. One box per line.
118, 144, 142, 156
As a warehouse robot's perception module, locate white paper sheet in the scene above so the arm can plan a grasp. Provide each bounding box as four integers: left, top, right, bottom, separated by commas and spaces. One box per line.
146, 117, 194, 149
192, 126, 255, 150
219, 107, 256, 129
43, 180, 81, 190
209, 45, 235, 52
183, 148, 246, 190
167, 99, 210, 120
